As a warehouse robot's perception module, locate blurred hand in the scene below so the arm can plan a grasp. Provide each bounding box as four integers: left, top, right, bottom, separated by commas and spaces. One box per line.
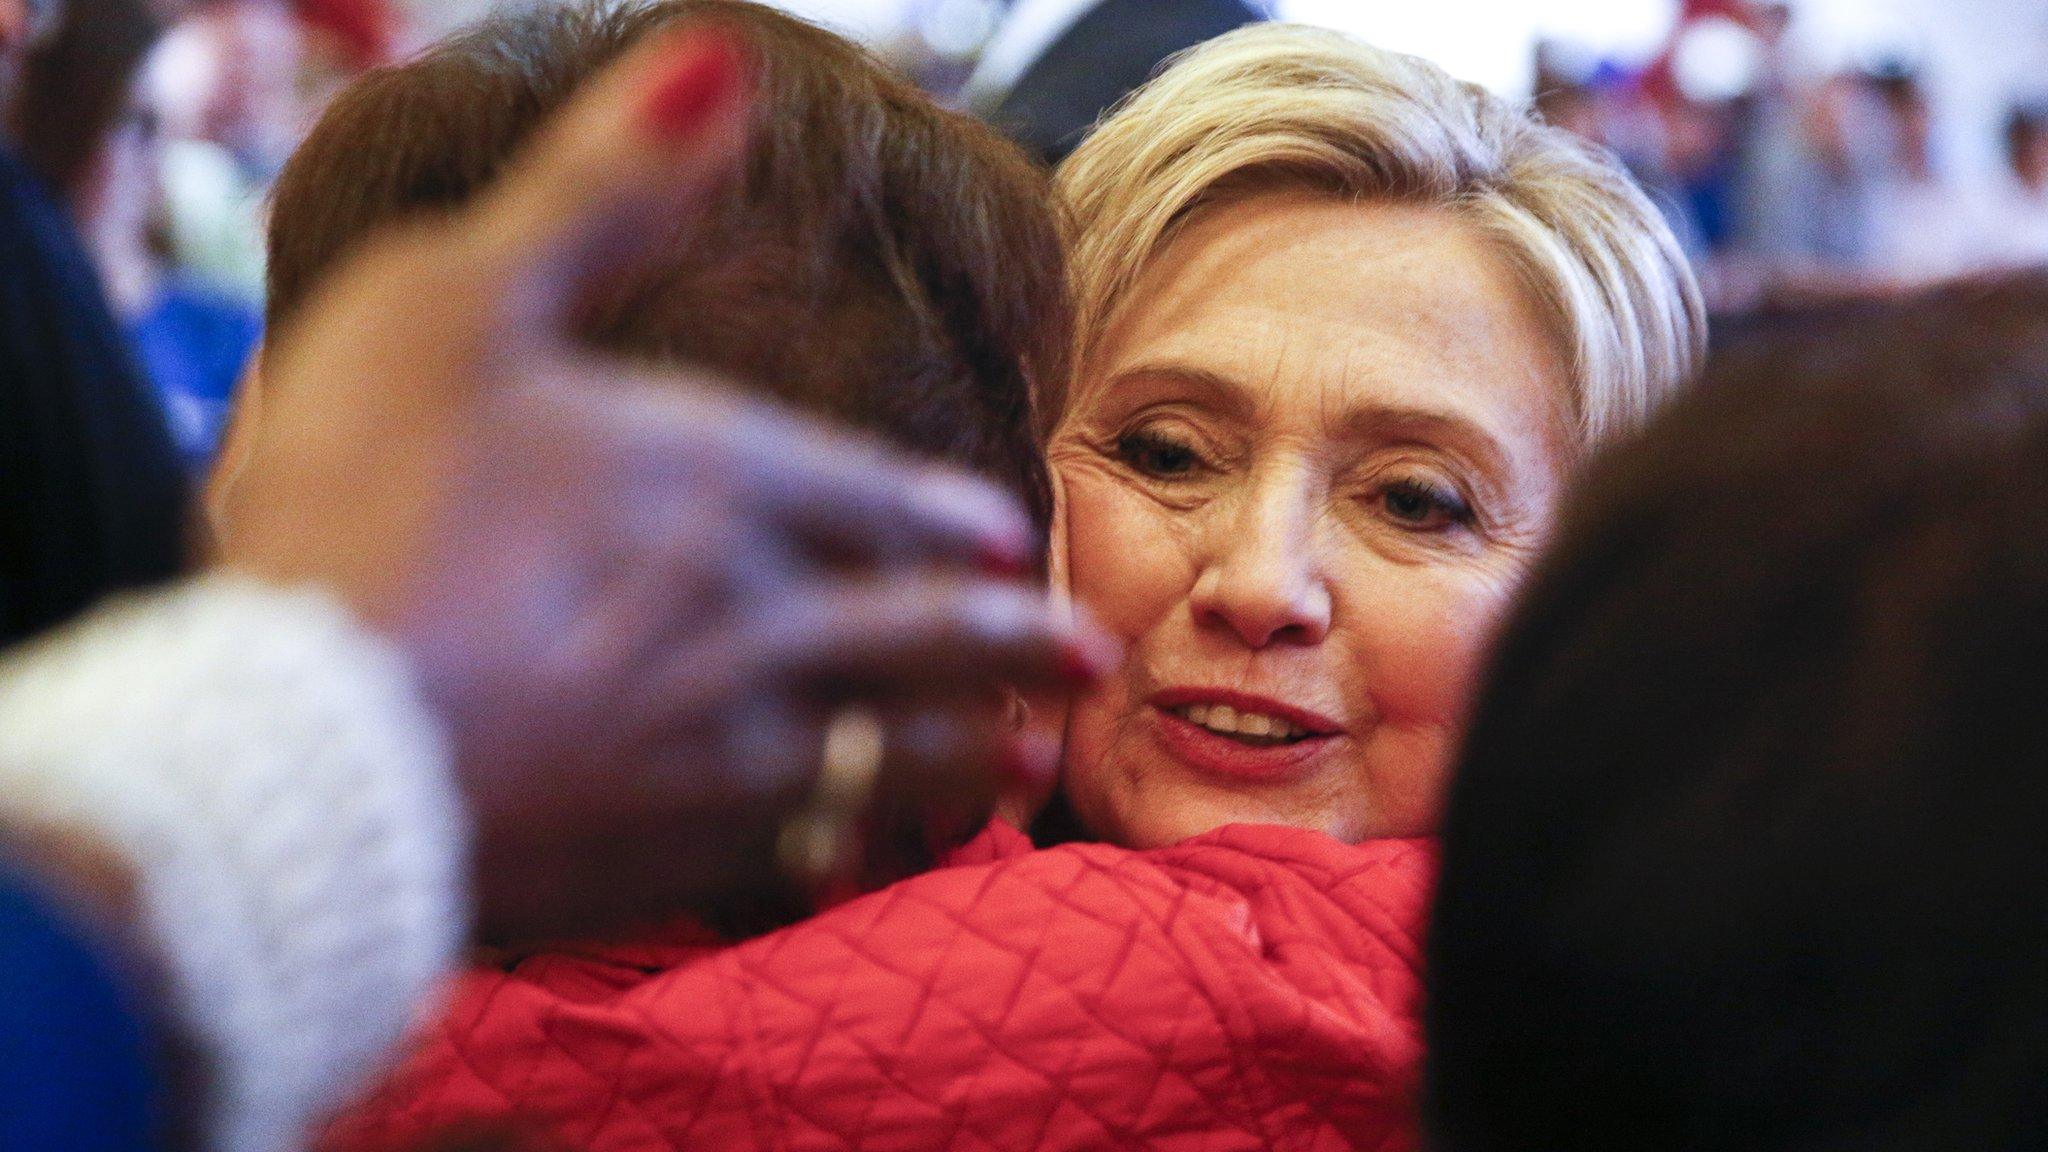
213, 31, 1113, 940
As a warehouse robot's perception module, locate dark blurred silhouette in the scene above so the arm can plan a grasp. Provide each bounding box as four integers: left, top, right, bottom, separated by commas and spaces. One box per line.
972, 0, 1263, 165
0, 0, 187, 649
1427, 272, 2048, 1151
2008, 103, 2048, 196
14, 0, 261, 466
1986, 101, 2048, 260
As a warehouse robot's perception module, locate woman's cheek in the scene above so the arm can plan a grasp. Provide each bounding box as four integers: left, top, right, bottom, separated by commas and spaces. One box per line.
1334, 564, 1517, 836
1060, 471, 1196, 642
1055, 468, 1198, 839
1359, 560, 1520, 732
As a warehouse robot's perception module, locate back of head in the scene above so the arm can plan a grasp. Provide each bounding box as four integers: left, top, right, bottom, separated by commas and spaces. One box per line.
1055, 23, 1703, 452
268, 0, 1065, 522
1426, 274, 2048, 1150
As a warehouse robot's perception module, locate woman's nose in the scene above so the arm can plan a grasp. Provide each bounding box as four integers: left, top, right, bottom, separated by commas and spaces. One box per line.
1188, 481, 1333, 649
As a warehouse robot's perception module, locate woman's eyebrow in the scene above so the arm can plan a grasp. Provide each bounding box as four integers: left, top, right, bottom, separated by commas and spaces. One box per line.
1095, 361, 1258, 413
1340, 406, 1514, 480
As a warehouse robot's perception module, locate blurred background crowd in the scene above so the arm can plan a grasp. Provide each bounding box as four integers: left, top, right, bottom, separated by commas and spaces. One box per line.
14, 0, 2048, 471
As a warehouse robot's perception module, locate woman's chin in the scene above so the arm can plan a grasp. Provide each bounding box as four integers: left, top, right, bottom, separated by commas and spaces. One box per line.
1064, 708, 1432, 848
1087, 776, 1369, 850
1107, 805, 1351, 850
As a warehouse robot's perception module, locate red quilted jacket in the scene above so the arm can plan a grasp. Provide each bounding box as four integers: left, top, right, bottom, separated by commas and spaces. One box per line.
326, 823, 1436, 1152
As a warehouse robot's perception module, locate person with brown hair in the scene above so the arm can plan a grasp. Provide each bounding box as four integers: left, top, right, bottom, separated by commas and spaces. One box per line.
219, 0, 1084, 924
1425, 272, 2048, 1151
245, 0, 1062, 525
6, 0, 159, 206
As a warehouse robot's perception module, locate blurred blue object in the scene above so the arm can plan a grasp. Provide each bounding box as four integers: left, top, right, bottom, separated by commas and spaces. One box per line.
129, 273, 262, 469
0, 864, 158, 1152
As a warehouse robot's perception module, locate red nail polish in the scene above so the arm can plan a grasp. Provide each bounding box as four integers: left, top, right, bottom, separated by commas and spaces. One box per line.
996, 736, 1058, 786
641, 37, 742, 140
1056, 638, 1110, 684
976, 539, 1031, 578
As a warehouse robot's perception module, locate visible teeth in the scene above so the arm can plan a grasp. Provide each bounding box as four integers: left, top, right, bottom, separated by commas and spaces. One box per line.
1172, 704, 1308, 744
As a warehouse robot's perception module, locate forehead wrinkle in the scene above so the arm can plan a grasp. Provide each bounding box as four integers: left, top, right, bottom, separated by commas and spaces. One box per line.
1076, 198, 1569, 468
1260, 312, 1302, 424
1274, 329, 1519, 473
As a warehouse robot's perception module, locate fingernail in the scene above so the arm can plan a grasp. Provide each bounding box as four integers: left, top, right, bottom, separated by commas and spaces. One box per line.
997, 735, 1060, 786
641, 35, 743, 141
913, 473, 1033, 566
1056, 633, 1119, 684
976, 539, 1032, 578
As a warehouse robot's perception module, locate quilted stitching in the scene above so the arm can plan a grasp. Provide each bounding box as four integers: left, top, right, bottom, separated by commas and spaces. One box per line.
322, 826, 1435, 1152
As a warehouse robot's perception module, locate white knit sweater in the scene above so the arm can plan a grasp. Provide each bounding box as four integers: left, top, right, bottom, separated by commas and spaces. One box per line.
0, 576, 469, 1152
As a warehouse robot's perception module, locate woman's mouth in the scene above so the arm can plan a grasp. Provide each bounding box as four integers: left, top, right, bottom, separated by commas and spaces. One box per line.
1148, 689, 1344, 781
1162, 702, 1314, 746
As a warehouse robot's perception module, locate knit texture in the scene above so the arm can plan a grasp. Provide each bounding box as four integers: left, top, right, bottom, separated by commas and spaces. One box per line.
0, 576, 469, 1152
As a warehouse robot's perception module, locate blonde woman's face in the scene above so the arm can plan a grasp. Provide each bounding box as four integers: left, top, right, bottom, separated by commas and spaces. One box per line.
1049, 194, 1573, 848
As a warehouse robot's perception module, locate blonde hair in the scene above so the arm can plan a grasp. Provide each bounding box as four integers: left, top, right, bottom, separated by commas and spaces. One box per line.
1054, 24, 1706, 449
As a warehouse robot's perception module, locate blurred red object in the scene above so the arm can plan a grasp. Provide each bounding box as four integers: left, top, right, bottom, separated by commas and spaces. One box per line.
292, 0, 392, 70
1639, 0, 1781, 107
1679, 0, 1771, 26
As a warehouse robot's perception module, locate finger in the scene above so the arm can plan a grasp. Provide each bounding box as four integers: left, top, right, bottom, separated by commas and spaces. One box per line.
872, 711, 1062, 819
770, 702, 1023, 889
745, 577, 1121, 695
601, 578, 1109, 799
859, 706, 1013, 874
542, 369, 1040, 572
457, 25, 751, 334
875, 706, 1010, 801
744, 443, 1040, 575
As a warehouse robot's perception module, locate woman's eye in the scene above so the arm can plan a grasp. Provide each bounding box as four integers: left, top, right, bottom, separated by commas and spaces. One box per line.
1379, 478, 1474, 531
1113, 428, 1206, 480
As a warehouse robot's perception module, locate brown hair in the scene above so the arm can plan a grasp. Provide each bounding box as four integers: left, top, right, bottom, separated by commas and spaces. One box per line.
1427, 273, 2048, 1151
267, 0, 1067, 523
